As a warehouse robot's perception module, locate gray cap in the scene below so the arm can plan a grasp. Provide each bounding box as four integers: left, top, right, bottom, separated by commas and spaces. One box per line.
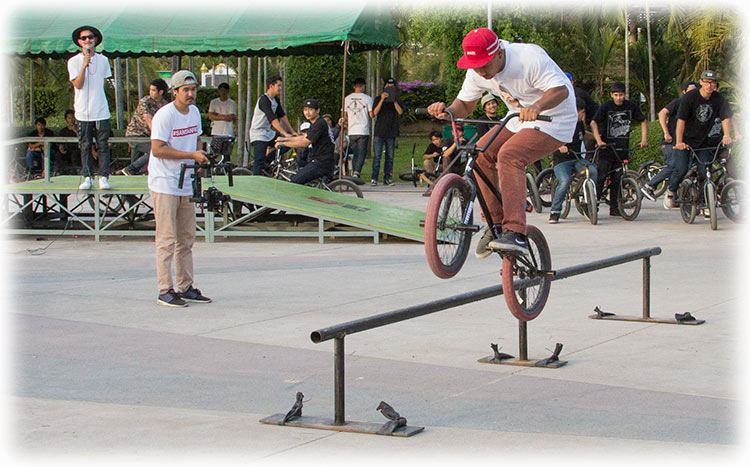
700, 70, 718, 81
170, 70, 198, 90
481, 93, 498, 108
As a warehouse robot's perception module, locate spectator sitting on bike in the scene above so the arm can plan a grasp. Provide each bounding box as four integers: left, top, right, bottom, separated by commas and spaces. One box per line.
549, 97, 597, 224
663, 70, 735, 209
276, 99, 336, 185
590, 81, 648, 216
440, 124, 468, 176
420, 129, 464, 185
475, 94, 502, 139
640, 80, 699, 202
427, 27, 576, 257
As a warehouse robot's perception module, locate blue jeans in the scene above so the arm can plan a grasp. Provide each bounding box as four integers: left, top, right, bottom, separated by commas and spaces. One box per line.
646, 145, 675, 189
372, 136, 395, 182
26, 150, 43, 173
78, 119, 111, 178
551, 160, 598, 213
668, 147, 712, 193
349, 135, 369, 175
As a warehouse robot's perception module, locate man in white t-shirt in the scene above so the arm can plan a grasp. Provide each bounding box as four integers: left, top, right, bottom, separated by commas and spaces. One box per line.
427, 28, 576, 257
343, 78, 373, 178
67, 25, 112, 190
208, 82, 237, 163
148, 70, 211, 308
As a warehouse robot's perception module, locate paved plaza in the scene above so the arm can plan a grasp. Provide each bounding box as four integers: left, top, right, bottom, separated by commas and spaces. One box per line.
3, 183, 748, 465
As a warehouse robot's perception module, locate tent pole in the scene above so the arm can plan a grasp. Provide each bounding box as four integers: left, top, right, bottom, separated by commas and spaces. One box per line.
244, 56, 252, 166
137, 58, 143, 100
29, 59, 34, 124
338, 41, 349, 180
125, 59, 130, 118
114, 57, 124, 130
237, 56, 243, 167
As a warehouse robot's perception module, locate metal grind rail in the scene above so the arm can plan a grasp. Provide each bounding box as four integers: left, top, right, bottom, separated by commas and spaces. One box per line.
262, 246, 703, 436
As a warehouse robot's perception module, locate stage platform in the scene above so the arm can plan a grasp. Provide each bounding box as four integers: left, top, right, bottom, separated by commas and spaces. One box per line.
1, 176, 425, 244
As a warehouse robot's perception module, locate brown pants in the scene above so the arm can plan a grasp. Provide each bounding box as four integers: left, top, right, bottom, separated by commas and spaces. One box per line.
151, 190, 196, 295
475, 127, 563, 234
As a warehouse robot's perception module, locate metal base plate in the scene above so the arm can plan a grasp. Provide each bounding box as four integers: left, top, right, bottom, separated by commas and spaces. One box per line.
259, 414, 424, 437
588, 313, 705, 325
477, 356, 567, 368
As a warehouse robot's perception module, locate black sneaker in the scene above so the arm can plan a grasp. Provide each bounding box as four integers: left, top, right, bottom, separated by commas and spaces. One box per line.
548, 212, 560, 224
384, 179, 395, 186
157, 289, 188, 308
488, 230, 530, 256
179, 285, 212, 303
640, 185, 656, 201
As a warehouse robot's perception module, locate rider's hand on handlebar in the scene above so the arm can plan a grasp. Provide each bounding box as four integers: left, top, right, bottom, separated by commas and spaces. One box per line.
638, 140, 648, 149
193, 150, 209, 164
722, 135, 734, 146
427, 102, 448, 120
673, 141, 689, 151
518, 104, 541, 122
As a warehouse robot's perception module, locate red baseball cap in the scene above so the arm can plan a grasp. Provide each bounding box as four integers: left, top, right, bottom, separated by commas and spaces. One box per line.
457, 28, 502, 69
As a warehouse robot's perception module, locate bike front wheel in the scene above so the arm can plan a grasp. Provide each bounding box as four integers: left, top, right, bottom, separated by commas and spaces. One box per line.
424, 174, 473, 279
502, 225, 552, 321
618, 176, 641, 221
580, 178, 598, 225
705, 181, 718, 230
678, 179, 698, 224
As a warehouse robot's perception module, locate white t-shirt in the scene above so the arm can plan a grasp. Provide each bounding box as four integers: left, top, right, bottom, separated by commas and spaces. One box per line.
344, 92, 373, 136
147, 102, 202, 196
67, 53, 112, 122
456, 40, 577, 143
208, 97, 236, 137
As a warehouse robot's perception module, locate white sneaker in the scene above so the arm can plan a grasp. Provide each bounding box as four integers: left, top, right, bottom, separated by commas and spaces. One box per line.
79, 177, 93, 190
99, 177, 111, 190
663, 190, 674, 210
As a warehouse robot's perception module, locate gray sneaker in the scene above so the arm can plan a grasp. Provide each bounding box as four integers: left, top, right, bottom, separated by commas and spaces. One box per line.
475, 227, 494, 259
179, 285, 212, 303
157, 289, 188, 308
663, 190, 674, 210
488, 230, 530, 256
371, 179, 378, 186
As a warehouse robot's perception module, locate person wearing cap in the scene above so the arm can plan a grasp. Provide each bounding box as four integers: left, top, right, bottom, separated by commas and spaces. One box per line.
121, 78, 169, 176
208, 82, 237, 163
427, 27, 576, 257
371, 77, 404, 186
276, 98, 336, 185
640, 80, 700, 203
147, 70, 211, 308
590, 81, 648, 217
475, 93, 503, 139
294, 121, 313, 168
663, 70, 735, 209
67, 26, 113, 190
249, 75, 295, 175
344, 78, 374, 179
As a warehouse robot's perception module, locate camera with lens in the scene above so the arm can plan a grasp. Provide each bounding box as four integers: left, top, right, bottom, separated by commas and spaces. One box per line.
178, 145, 234, 213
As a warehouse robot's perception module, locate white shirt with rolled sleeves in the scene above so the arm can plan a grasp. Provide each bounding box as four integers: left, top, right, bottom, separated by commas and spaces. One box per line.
456, 40, 577, 143
147, 102, 202, 197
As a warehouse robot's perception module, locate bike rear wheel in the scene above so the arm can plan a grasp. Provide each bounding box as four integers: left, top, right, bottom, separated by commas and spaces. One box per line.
326, 179, 364, 198
502, 225, 552, 321
535, 168, 555, 208
618, 176, 641, 221
678, 179, 698, 224
580, 178, 598, 225
643, 163, 667, 198
424, 174, 473, 279
720, 179, 745, 223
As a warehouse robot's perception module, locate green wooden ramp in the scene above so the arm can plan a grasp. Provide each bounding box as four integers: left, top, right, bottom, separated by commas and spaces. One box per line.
2, 175, 425, 243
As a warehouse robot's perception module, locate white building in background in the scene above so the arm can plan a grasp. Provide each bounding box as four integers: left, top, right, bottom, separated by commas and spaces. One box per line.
200, 63, 237, 88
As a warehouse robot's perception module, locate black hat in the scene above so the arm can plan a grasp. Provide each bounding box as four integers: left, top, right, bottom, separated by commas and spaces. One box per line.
385, 77, 396, 85
303, 98, 320, 109
72, 25, 103, 47
610, 82, 626, 93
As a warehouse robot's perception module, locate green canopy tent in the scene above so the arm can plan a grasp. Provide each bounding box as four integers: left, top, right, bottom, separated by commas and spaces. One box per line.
9, 5, 400, 165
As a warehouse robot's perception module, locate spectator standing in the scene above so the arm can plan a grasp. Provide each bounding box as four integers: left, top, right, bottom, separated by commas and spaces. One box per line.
590, 81, 648, 216
249, 75, 295, 175
121, 78, 169, 175
344, 78, 373, 178
67, 25, 112, 190
208, 82, 237, 163
371, 77, 404, 186
147, 70, 211, 308
57, 110, 80, 174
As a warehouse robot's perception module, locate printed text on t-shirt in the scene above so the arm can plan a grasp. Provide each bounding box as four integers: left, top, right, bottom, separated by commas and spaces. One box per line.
172, 125, 199, 138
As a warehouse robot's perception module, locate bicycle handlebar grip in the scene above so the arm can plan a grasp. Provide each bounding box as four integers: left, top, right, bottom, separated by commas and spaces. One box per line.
537, 115, 552, 122
414, 108, 430, 116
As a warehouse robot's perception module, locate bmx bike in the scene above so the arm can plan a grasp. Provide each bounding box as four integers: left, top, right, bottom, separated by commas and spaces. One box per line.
420, 108, 554, 321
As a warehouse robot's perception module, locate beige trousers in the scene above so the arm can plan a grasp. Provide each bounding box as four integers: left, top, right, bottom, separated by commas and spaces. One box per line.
151, 190, 196, 295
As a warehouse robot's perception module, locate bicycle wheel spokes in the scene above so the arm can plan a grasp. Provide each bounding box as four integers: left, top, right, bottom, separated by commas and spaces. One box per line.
720, 179, 745, 223
618, 177, 641, 221
502, 225, 551, 321
424, 174, 472, 279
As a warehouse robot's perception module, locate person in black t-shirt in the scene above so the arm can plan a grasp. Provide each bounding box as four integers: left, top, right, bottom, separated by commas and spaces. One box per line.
591, 81, 648, 216
662, 70, 735, 208
25, 117, 59, 176
422, 131, 444, 176
371, 77, 404, 186
276, 98, 336, 185
475, 94, 503, 139
640, 81, 699, 202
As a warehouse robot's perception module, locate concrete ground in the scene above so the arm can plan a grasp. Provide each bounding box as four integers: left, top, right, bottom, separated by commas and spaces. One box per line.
3, 182, 748, 466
